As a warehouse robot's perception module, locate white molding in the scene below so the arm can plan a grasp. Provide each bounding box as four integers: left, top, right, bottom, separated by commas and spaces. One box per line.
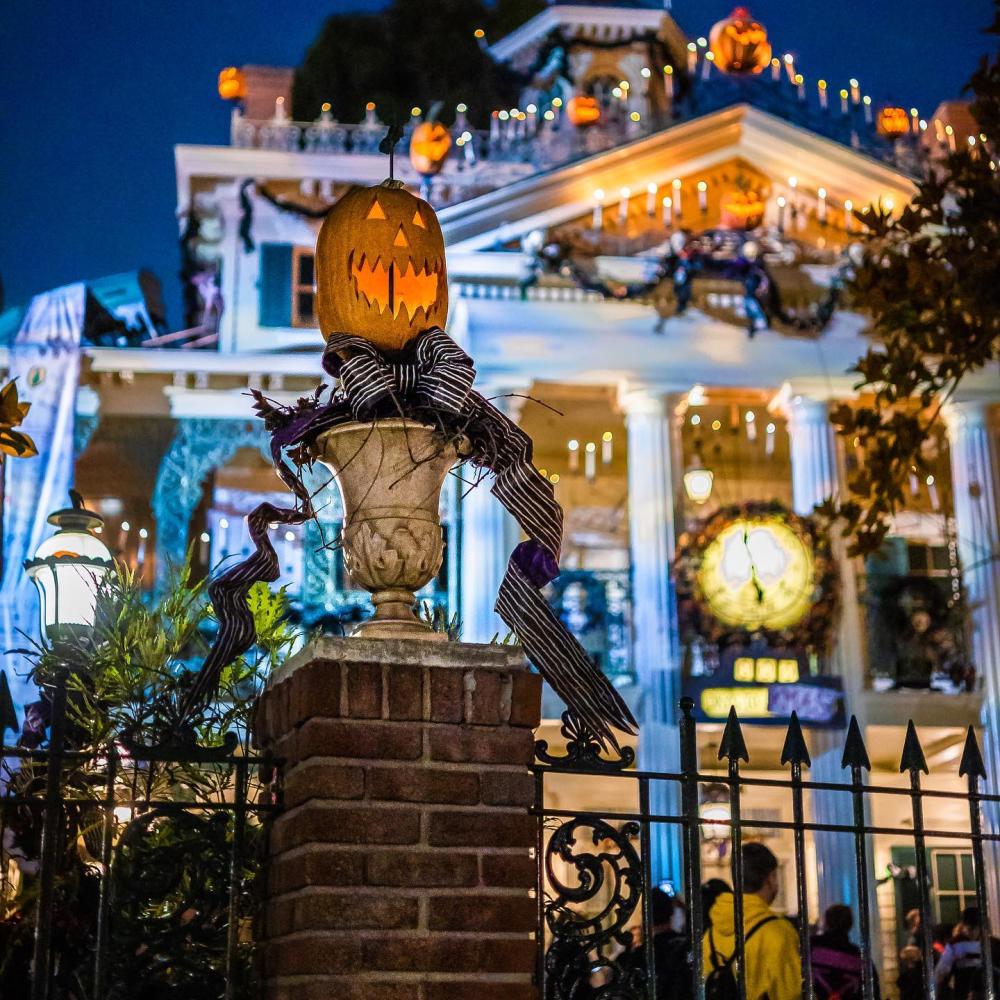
489, 4, 668, 63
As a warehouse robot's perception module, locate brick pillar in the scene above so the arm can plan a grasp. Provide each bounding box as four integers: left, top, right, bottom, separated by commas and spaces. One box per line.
254, 636, 543, 1000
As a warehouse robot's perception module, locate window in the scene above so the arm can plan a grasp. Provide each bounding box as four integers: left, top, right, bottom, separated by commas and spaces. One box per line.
931, 849, 976, 925
291, 248, 317, 328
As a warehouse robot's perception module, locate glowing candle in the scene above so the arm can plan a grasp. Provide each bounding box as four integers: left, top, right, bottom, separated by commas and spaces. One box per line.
664, 65, 674, 100
646, 182, 658, 216
910, 107, 919, 133
818, 79, 828, 110
199, 530, 210, 565
551, 96, 562, 125
946, 124, 956, 151
585, 442, 597, 481
702, 51, 714, 80
776, 195, 787, 233
765, 422, 776, 456
662, 195, 673, 227
783, 53, 795, 83
568, 439, 580, 471
771, 57, 781, 82
795, 74, 805, 100
593, 189, 605, 229
618, 187, 630, 225
137, 526, 149, 569
672, 177, 682, 217
926, 475, 940, 511
602, 431, 613, 464
844, 198, 853, 233
840, 89, 849, 114
862, 95, 872, 124
687, 42, 697, 74
745, 411, 757, 441
817, 187, 827, 224
909, 469, 920, 496
849, 78, 860, 105
697, 180, 708, 213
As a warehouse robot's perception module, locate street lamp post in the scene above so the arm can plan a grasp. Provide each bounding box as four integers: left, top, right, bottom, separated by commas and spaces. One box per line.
24, 491, 112, 1000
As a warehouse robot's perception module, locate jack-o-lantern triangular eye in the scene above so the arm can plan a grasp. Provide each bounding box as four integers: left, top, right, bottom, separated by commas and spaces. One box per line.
412, 208, 427, 229
366, 199, 386, 220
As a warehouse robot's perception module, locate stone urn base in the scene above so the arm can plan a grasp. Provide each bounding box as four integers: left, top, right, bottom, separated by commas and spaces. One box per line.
313, 419, 458, 641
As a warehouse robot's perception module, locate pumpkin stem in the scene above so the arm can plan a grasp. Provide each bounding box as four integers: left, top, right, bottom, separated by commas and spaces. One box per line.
425, 100, 444, 126
378, 122, 405, 180
379, 178, 406, 189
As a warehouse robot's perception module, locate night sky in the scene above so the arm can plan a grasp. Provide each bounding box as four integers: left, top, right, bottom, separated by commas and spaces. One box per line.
1, 0, 994, 329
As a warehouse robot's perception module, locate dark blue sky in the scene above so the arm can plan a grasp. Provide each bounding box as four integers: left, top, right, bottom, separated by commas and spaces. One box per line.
1, 0, 994, 328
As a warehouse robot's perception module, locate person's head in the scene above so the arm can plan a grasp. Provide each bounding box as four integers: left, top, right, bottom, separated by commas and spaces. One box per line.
824, 904, 854, 937
742, 843, 780, 903
905, 908, 922, 932
932, 923, 953, 945
702, 878, 732, 917
651, 888, 686, 934
958, 907, 982, 940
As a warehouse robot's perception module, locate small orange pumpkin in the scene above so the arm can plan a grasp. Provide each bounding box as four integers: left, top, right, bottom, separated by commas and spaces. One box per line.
566, 95, 601, 128
720, 186, 766, 230
877, 106, 910, 137
409, 121, 452, 177
709, 8, 772, 75
217, 67, 246, 101
316, 181, 448, 351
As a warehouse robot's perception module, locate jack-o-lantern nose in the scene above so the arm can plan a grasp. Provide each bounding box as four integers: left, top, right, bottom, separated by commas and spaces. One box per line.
393, 225, 409, 248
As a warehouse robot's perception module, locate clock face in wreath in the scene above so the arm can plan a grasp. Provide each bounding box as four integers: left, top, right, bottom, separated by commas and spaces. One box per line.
697, 516, 815, 630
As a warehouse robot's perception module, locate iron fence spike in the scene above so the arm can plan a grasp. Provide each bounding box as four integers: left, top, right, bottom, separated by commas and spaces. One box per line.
958, 725, 987, 779
841, 715, 871, 771
718, 705, 750, 763
899, 720, 929, 775
780, 711, 811, 767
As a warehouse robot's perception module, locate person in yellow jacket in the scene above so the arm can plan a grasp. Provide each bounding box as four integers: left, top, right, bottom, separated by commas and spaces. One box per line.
703, 843, 802, 1000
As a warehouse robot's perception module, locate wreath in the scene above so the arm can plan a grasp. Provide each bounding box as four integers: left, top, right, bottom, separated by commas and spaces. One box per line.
672, 499, 839, 655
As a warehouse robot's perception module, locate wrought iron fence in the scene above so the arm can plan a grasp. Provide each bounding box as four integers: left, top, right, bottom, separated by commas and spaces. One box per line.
1, 691, 276, 1000
533, 699, 999, 1000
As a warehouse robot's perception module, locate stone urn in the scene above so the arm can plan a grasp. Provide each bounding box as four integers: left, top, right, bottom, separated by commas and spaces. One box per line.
313, 419, 459, 640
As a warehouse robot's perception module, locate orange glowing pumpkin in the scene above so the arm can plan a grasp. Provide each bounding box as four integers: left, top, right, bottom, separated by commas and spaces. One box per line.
721, 186, 766, 230
217, 67, 246, 102
877, 106, 910, 137
709, 8, 772, 75
409, 121, 453, 177
566, 95, 601, 128
316, 181, 448, 351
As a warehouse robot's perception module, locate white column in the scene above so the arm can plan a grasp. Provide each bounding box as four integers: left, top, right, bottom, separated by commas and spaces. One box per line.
944, 399, 1000, 918
783, 394, 874, 929
459, 391, 520, 644
622, 387, 683, 890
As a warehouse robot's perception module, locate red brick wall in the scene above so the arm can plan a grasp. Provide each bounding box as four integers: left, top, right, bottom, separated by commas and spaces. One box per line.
255, 641, 543, 1000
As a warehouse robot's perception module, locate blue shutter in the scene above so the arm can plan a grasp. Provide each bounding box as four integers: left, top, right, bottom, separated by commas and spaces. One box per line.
259, 243, 293, 327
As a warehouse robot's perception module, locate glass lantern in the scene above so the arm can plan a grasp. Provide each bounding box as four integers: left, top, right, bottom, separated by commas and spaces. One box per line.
683, 465, 715, 504
24, 494, 113, 642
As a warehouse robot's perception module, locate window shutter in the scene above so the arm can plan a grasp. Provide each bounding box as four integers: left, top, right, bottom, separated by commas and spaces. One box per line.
259, 243, 293, 327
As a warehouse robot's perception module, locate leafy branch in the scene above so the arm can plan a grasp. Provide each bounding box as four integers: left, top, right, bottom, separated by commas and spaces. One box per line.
830, 6, 1000, 556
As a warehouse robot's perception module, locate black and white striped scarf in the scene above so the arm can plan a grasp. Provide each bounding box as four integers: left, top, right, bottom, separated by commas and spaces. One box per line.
184, 327, 636, 748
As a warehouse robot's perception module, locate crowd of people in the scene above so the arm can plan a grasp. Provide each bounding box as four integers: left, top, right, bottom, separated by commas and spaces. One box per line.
571, 843, 999, 1000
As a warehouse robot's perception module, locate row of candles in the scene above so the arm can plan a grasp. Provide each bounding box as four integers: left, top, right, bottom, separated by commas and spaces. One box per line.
590, 178, 876, 233
545, 432, 616, 483
688, 408, 780, 456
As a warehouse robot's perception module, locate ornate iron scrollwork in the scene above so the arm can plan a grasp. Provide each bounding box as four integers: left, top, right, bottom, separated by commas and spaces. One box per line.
543, 815, 646, 1000
535, 711, 636, 772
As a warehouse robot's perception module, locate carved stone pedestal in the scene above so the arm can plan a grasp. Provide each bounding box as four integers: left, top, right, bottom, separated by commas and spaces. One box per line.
255, 636, 542, 1000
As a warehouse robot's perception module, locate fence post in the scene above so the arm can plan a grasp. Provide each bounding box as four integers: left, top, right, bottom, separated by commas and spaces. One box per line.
679, 697, 704, 1000
92, 744, 117, 998
781, 712, 815, 1000
30, 667, 68, 1000
899, 720, 937, 1000
960, 725, 996, 1000
842, 716, 876, 1000
720, 707, 750, 1000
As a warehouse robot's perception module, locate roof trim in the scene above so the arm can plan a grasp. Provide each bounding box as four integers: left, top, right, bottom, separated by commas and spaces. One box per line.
489, 3, 668, 62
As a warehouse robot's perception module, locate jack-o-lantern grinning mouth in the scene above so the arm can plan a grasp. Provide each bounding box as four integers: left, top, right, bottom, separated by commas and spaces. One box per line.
349, 249, 442, 321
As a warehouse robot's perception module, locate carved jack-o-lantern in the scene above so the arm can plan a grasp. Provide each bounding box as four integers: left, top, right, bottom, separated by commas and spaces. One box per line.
709, 7, 772, 75
316, 181, 448, 351
409, 121, 452, 176
877, 106, 910, 137
721, 186, 766, 230
567, 95, 601, 127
